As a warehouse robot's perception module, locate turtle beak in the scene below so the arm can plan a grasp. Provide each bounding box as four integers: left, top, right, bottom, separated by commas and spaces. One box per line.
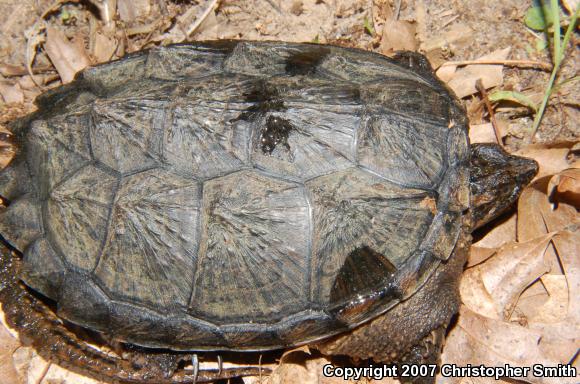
469, 144, 538, 229
512, 155, 539, 188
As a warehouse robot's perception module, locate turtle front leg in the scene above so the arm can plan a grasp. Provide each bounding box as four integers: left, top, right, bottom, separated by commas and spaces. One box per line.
0, 246, 266, 383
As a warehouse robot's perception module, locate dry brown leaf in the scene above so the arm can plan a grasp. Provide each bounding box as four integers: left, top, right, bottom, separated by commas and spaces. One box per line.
379, 19, 417, 54
517, 178, 579, 245
474, 213, 517, 248
93, 32, 117, 63
460, 267, 501, 318
562, 0, 580, 13
515, 145, 572, 181
532, 274, 568, 323
446, 48, 510, 98
0, 322, 20, 384
117, 0, 151, 22
0, 80, 24, 104
548, 168, 580, 208
460, 234, 553, 319
45, 27, 91, 83
420, 22, 473, 55
466, 246, 497, 267
512, 280, 549, 321
483, 234, 553, 318
469, 122, 505, 144
0, 124, 16, 169
266, 354, 348, 384
550, 231, 580, 321
525, 231, 580, 363
435, 63, 456, 83
442, 306, 567, 384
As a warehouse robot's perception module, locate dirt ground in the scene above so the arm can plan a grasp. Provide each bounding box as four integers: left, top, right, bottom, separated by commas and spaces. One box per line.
0, 1, 578, 384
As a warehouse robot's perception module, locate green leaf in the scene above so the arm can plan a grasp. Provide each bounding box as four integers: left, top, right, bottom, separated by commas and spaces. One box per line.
524, 6, 554, 30
489, 90, 538, 112
535, 38, 548, 52
363, 17, 375, 36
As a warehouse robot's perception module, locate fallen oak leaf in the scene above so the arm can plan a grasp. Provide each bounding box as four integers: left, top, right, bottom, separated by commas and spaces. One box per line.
512, 280, 550, 322
466, 246, 497, 268
468, 234, 554, 320
548, 168, 580, 208
469, 123, 497, 144
526, 231, 580, 363
379, 18, 417, 55
531, 274, 568, 323
515, 144, 572, 182
473, 213, 517, 249
0, 321, 21, 384
444, 306, 567, 384
446, 48, 510, 99
45, 26, 91, 83
460, 266, 501, 319
518, 178, 579, 235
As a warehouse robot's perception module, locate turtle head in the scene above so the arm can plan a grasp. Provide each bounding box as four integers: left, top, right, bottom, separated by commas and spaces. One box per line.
469, 143, 538, 229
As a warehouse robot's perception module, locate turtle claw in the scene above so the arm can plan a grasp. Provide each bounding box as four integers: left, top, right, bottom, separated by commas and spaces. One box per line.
192, 354, 199, 383
217, 354, 223, 376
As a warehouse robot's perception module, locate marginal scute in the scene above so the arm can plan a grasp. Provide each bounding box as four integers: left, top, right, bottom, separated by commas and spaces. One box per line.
0, 195, 42, 252
167, 316, 227, 350
26, 118, 91, 197
224, 42, 292, 76
420, 211, 462, 260
220, 324, 278, 349
317, 49, 430, 86
278, 311, 340, 345
192, 170, 310, 323
447, 125, 470, 166
58, 275, 111, 332
357, 112, 447, 188
81, 53, 147, 92
95, 169, 200, 310
0, 159, 32, 201
145, 44, 231, 80
47, 165, 118, 270
306, 167, 434, 306
21, 237, 65, 300
361, 80, 449, 122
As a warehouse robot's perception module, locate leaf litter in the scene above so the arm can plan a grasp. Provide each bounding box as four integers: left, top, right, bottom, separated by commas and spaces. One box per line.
0, 0, 578, 383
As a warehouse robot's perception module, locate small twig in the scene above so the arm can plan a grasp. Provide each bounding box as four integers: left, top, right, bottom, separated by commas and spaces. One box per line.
265, 0, 282, 14
35, 362, 51, 384
187, 0, 221, 37
476, 79, 503, 147
440, 59, 552, 71
394, 0, 402, 20
258, 353, 263, 384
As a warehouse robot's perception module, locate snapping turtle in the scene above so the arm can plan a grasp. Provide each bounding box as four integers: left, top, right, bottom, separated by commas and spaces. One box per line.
0, 41, 537, 383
